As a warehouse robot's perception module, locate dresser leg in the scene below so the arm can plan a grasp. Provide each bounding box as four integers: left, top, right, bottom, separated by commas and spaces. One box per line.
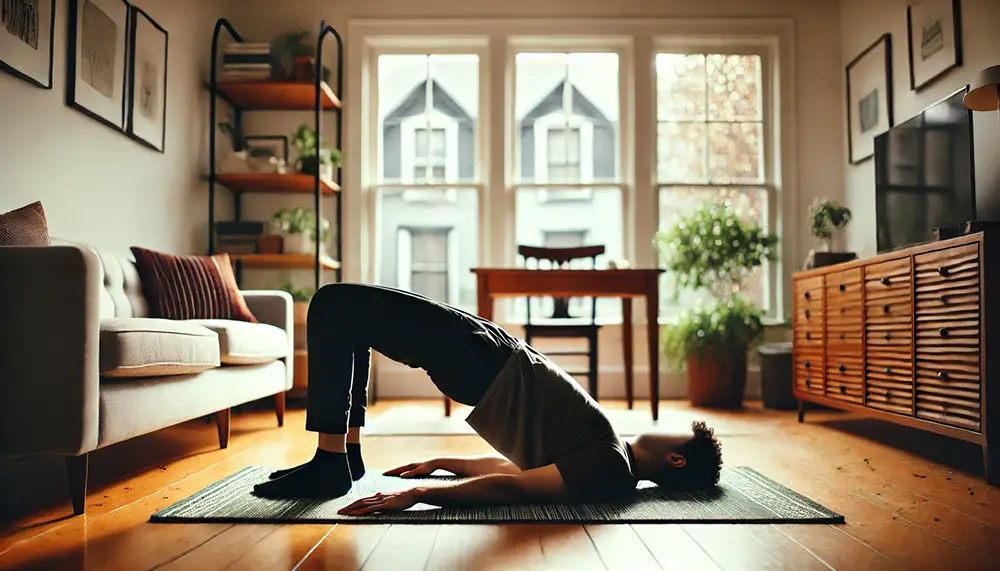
985, 443, 998, 486
797, 400, 806, 423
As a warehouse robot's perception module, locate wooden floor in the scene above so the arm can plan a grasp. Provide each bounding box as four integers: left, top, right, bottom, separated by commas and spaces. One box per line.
1, 399, 998, 571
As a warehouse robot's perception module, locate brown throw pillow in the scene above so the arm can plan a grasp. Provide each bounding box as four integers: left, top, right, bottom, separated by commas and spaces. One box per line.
130, 247, 258, 323
0, 201, 50, 246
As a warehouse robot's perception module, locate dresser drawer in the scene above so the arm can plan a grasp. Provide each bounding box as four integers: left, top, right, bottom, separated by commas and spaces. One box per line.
914, 343, 981, 431
825, 352, 864, 404
795, 352, 824, 395
794, 327, 825, 348
865, 257, 912, 301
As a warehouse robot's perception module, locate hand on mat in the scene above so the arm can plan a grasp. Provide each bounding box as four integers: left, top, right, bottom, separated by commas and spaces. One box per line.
337, 490, 418, 515
384, 461, 437, 478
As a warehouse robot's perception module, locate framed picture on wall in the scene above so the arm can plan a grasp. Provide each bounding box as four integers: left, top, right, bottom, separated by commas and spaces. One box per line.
67, 0, 130, 131
846, 34, 894, 165
907, 0, 963, 91
126, 6, 168, 152
0, 0, 56, 89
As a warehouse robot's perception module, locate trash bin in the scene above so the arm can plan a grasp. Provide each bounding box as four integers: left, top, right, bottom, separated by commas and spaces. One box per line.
758, 342, 796, 410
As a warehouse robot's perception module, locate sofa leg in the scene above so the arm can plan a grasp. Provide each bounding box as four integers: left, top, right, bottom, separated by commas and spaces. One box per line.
65, 454, 89, 516
216, 408, 231, 449
275, 392, 286, 427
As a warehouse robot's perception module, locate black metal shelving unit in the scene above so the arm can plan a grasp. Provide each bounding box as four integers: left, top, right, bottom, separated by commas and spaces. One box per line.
207, 18, 344, 290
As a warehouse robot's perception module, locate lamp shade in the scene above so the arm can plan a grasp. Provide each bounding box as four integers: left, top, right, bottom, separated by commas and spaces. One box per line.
964, 65, 1000, 111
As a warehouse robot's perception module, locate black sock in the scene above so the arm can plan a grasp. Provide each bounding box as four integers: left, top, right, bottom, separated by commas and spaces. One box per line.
347, 443, 365, 480
253, 449, 352, 499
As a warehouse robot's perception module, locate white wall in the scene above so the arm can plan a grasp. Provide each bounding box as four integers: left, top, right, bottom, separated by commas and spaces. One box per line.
0, 0, 223, 255
841, 0, 1000, 257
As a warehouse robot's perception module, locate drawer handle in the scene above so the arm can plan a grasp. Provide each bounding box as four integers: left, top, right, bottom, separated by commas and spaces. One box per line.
938, 267, 950, 277
804, 360, 811, 369
806, 332, 812, 340
939, 328, 950, 338
839, 284, 846, 292
839, 385, 847, 394
938, 371, 949, 381
804, 291, 811, 300
881, 276, 891, 286
805, 379, 812, 387
884, 367, 892, 374
804, 309, 811, 318
840, 306, 846, 314
840, 332, 846, 340
839, 364, 846, 373
884, 332, 891, 340
883, 304, 891, 314
941, 295, 950, 304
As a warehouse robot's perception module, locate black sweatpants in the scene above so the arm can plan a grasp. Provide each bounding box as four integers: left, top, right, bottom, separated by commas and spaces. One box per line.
305, 283, 520, 434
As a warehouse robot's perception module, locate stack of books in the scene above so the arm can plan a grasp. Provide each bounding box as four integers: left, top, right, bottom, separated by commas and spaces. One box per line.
216, 221, 266, 255
222, 42, 273, 81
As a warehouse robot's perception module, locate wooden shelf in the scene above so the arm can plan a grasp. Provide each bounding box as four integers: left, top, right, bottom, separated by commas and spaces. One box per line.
213, 81, 341, 110
214, 173, 340, 194
230, 254, 340, 270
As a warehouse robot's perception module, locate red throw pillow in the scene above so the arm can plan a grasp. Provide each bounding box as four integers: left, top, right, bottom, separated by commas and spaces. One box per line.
130, 247, 258, 323
0, 201, 50, 246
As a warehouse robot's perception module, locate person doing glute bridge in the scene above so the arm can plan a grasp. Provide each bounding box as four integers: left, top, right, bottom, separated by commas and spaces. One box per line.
252, 283, 722, 515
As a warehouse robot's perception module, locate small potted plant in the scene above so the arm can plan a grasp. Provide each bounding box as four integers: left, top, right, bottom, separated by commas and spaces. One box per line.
291, 124, 342, 181
273, 31, 331, 83
654, 203, 779, 408
807, 198, 855, 268
277, 278, 315, 325
271, 207, 330, 255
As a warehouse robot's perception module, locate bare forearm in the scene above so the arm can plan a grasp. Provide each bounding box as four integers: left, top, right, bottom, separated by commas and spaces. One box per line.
434, 456, 519, 477
413, 475, 524, 507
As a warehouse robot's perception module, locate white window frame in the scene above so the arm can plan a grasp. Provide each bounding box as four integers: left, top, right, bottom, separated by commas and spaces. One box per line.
397, 226, 460, 304
346, 18, 798, 327
653, 40, 779, 319
534, 114, 595, 203
400, 115, 459, 185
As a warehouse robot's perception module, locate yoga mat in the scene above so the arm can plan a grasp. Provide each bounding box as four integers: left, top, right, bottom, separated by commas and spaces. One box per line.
363, 405, 762, 437
150, 466, 843, 524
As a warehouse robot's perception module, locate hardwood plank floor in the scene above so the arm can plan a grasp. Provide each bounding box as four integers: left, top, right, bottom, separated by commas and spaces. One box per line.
1, 399, 997, 571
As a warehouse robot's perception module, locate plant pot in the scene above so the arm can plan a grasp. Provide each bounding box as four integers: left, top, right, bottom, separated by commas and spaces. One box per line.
299, 156, 333, 180
283, 233, 313, 255
686, 345, 748, 409
293, 301, 309, 326
291, 56, 316, 82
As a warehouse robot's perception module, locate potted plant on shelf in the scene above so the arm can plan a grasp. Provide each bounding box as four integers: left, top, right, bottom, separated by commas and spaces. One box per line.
654, 203, 779, 408
271, 207, 330, 255
273, 31, 332, 83
277, 278, 315, 325
291, 123, 342, 181
806, 198, 855, 269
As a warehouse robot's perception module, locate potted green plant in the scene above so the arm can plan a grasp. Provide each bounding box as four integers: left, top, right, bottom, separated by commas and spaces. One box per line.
654, 203, 779, 408
807, 198, 855, 268
276, 277, 315, 325
291, 123, 342, 180
271, 207, 330, 255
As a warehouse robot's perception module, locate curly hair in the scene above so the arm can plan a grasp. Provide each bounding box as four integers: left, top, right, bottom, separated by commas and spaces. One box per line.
652, 421, 723, 490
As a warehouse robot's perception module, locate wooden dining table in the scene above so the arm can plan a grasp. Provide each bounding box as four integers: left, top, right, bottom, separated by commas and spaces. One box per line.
451, 267, 666, 420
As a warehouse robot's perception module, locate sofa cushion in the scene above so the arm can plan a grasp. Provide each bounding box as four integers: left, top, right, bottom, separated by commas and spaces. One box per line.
100, 318, 220, 378
187, 319, 289, 365
0, 201, 50, 246
129, 247, 258, 323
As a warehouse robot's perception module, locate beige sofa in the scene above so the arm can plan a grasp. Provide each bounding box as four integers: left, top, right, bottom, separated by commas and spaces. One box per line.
0, 242, 294, 515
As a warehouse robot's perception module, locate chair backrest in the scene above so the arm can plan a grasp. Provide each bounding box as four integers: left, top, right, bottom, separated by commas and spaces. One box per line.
518, 244, 606, 324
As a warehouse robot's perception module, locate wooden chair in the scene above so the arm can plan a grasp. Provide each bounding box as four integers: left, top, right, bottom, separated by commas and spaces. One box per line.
519, 244, 606, 397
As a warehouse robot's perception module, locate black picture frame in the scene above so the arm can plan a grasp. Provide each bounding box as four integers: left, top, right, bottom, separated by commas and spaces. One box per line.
245, 135, 289, 162
0, 0, 56, 89
126, 6, 168, 152
907, 0, 963, 92
846, 34, 894, 165
66, 0, 131, 132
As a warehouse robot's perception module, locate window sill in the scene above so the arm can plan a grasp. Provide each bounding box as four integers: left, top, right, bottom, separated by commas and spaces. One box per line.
500, 316, 790, 328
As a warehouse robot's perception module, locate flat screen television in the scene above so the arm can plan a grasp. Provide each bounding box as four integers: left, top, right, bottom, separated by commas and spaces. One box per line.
874, 88, 976, 253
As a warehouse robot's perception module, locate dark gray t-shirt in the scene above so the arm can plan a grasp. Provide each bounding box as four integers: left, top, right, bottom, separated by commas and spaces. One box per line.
465, 343, 637, 501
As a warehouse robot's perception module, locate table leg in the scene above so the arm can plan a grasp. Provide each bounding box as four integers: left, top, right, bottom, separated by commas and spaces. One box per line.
622, 298, 634, 409
646, 281, 660, 421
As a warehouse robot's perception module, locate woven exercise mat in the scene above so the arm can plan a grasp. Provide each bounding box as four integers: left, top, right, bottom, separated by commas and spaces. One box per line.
363, 405, 760, 437
150, 466, 842, 524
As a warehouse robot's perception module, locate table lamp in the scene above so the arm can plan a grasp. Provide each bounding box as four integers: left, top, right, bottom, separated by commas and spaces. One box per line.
964, 65, 1000, 112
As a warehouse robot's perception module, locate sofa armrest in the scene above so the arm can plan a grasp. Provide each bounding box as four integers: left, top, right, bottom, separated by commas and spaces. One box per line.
0, 245, 102, 456
242, 290, 294, 389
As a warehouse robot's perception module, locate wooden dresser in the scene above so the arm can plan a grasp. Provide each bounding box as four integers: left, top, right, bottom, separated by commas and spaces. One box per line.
793, 231, 998, 485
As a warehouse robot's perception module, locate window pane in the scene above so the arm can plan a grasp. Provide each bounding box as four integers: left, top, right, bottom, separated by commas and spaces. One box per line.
707, 54, 761, 121
377, 188, 478, 311
510, 187, 623, 322
707, 122, 763, 184
412, 272, 449, 300
656, 54, 707, 121
515, 52, 619, 183
657, 186, 768, 313
657, 122, 706, 183
378, 54, 478, 185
